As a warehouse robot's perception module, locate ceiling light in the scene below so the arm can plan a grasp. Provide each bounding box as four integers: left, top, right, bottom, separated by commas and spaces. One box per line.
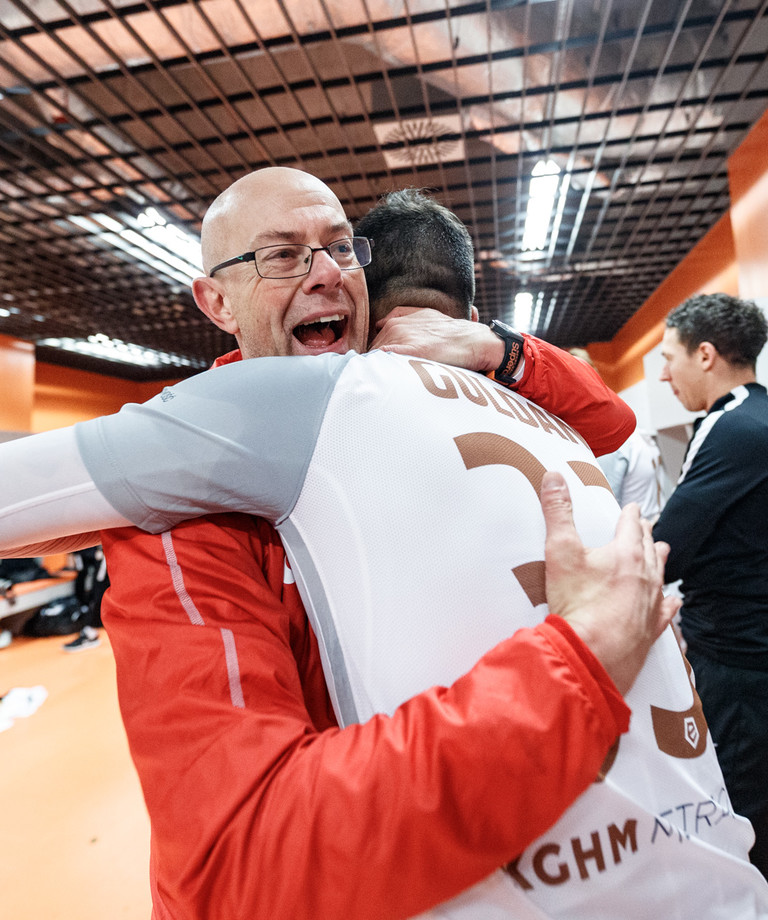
136, 207, 202, 276
522, 159, 567, 256
37, 334, 205, 370
513, 292, 534, 332
69, 207, 202, 286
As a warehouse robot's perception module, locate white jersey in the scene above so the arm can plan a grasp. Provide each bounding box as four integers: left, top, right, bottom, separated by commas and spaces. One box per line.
71, 350, 767, 918
598, 429, 665, 520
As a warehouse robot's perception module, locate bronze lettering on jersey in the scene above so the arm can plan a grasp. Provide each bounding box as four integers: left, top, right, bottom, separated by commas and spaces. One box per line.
533, 844, 570, 885
487, 385, 541, 428
440, 366, 490, 406
504, 820, 638, 889
608, 819, 638, 862
567, 460, 613, 493
481, 376, 587, 447
572, 830, 607, 879
512, 561, 546, 607
408, 360, 460, 399
408, 359, 589, 447
454, 431, 546, 497
550, 413, 588, 449
455, 432, 617, 768
528, 402, 566, 438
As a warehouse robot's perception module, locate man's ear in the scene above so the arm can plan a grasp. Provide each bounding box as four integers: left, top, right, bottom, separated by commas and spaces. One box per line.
192, 276, 240, 335
470, 305, 479, 323
699, 341, 718, 370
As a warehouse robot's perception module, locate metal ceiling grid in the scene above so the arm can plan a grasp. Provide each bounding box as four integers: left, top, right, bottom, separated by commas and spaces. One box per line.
0, 0, 767, 381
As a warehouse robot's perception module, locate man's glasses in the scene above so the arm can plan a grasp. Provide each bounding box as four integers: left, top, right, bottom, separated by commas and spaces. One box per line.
208, 236, 373, 279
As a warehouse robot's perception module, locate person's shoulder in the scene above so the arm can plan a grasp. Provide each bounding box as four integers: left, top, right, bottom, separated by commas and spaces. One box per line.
704, 388, 768, 459
745, 382, 768, 406
187, 352, 356, 390
719, 386, 768, 432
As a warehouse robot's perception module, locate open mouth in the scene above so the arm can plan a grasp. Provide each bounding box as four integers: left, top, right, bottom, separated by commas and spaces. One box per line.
293, 314, 348, 349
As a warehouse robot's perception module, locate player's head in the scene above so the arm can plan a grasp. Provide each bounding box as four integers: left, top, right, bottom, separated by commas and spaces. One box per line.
660, 293, 767, 412
192, 167, 370, 359
665, 293, 767, 366
355, 188, 477, 337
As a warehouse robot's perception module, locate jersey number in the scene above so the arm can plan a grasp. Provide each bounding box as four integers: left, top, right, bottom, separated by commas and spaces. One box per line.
455, 431, 708, 765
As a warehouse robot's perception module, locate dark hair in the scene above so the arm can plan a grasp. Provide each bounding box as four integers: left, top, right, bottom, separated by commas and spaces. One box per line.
355, 188, 475, 326
666, 293, 768, 368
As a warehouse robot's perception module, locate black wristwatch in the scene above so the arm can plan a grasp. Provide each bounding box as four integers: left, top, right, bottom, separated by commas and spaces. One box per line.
489, 320, 525, 384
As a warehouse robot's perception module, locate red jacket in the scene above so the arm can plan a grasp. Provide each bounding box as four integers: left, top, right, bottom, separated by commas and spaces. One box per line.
101, 339, 633, 919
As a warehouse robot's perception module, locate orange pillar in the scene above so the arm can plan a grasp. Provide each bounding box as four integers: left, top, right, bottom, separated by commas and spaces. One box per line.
0, 334, 35, 432
728, 107, 768, 300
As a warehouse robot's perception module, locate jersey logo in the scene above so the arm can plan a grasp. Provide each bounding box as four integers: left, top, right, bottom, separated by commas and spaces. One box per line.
650, 652, 708, 758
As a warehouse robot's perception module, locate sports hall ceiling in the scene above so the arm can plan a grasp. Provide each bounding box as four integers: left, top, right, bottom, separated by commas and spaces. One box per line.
1, 0, 767, 380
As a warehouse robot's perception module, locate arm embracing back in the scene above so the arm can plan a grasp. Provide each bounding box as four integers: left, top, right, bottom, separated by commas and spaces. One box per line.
0, 426, 130, 555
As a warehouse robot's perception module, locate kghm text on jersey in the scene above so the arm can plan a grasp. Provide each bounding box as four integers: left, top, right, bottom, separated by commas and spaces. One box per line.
504, 790, 738, 891
504, 819, 639, 889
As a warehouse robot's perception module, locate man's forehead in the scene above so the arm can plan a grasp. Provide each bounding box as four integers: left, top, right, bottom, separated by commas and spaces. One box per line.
245, 182, 350, 237
248, 215, 353, 249
201, 168, 352, 269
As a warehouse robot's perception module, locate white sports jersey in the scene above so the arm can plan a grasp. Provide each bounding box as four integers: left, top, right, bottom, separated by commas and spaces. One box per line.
73, 350, 767, 918
598, 430, 665, 520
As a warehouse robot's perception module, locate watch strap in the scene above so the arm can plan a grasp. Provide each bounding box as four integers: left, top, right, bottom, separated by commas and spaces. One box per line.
489, 320, 525, 384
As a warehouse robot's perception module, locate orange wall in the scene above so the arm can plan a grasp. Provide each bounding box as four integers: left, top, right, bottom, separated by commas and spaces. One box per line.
596, 105, 768, 390
0, 334, 35, 431
32, 362, 176, 432
728, 107, 768, 301
0, 335, 179, 435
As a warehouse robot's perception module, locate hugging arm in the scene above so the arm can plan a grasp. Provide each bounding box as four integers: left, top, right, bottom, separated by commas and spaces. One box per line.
0, 426, 130, 557
370, 308, 635, 456
101, 512, 631, 920
98, 476, 671, 919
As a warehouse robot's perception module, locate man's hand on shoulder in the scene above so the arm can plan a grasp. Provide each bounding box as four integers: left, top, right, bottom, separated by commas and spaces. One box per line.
370, 307, 505, 373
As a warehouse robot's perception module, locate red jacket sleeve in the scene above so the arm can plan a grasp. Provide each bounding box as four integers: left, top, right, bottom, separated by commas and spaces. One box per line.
101, 515, 628, 920
510, 336, 635, 456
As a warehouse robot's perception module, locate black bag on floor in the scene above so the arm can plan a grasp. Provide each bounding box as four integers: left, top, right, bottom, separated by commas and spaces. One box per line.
0, 558, 51, 585
23, 596, 86, 637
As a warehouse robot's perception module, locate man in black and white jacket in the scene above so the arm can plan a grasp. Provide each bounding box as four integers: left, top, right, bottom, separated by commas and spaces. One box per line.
655, 292, 768, 878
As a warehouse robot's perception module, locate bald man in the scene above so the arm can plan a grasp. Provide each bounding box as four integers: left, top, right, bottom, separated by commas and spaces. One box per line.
1, 169, 700, 920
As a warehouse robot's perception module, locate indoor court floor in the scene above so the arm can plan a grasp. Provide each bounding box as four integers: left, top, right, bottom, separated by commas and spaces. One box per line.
0, 631, 151, 920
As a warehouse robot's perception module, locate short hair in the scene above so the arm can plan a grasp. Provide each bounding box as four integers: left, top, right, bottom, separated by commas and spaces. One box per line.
666, 293, 768, 368
355, 188, 475, 324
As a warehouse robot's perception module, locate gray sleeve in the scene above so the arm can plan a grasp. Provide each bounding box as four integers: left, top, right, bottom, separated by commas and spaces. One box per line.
73, 353, 351, 533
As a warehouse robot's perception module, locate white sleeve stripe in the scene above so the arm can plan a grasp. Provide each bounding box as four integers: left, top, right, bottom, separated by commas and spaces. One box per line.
220, 628, 245, 710
161, 530, 205, 626
160, 531, 245, 710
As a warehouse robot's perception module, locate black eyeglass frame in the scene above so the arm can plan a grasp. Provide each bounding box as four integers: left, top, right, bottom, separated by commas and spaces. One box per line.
208, 236, 373, 279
